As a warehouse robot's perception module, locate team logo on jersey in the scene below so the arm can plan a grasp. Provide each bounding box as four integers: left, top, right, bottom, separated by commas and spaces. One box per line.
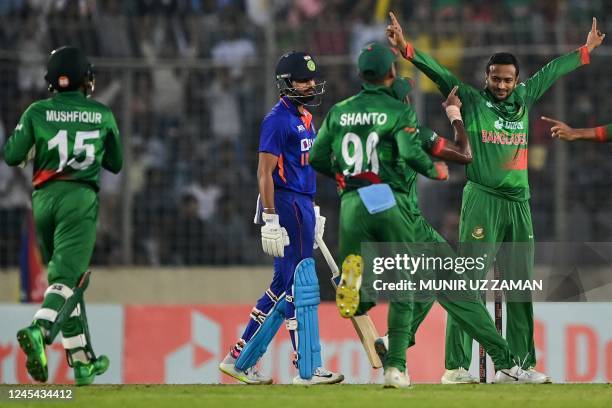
15, 123, 23, 131
297, 124, 306, 132
471, 226, 485, 240
494, 117, 504, 130
495, 116, 524, 131
301, 138, 314, 152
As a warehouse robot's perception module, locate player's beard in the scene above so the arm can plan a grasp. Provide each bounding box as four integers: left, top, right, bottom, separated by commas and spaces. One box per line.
493, 89, 512, 100
487, 84, 516, 101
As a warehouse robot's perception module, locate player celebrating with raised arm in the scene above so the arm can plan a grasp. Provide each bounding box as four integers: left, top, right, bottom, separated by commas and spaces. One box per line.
391, 77, 472, 164
310, 42, 546, 388
541, 116, 612, 142
387, 12, 605, 383
371, 77, 480, 384
3, 46, 122, 386
218, 51, 343, 385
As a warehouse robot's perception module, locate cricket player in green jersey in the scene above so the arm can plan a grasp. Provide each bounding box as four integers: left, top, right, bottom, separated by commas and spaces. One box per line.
310, 42, 548, 387
387, 12, 605, 383
542, 116, 612, 142
371, 77, 481, 384
3, 46, 123, 386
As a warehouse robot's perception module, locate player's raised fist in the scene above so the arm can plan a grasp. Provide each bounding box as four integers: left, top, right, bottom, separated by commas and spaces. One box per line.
586, 17, 605, 52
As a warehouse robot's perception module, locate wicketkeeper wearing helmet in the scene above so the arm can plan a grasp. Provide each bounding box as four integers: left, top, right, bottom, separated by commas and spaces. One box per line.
219, 51, 343, 385
3, 46, 122, 386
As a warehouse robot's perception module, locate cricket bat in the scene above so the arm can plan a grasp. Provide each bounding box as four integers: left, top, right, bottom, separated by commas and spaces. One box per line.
316, 236, 383, 369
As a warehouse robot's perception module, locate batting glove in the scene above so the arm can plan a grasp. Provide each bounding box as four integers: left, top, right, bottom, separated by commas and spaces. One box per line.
261, 213, 289, 257
313, 205, 326, 249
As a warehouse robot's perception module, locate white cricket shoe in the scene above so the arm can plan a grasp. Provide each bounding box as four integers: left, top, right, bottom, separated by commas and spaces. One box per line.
526, 367, 552, 383
441, 367, 479, 384
494, 365, 550, 384
218, 352, 273, 385
292, 367, 344, 385
383, 367, 411, 388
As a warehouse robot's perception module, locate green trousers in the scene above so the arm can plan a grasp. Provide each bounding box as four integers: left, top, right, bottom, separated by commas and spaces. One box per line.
445, 181, 535, 370
32, 181, 98, 341
338, 189, 515, 372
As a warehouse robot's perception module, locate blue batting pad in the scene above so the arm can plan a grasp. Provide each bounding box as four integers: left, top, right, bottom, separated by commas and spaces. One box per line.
293, 257, 321, 379
235, 297, 286, 371
357, 183, 397, 214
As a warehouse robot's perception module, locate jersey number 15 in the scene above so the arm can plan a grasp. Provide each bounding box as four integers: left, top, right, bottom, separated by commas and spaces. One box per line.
48, 129, 99, 172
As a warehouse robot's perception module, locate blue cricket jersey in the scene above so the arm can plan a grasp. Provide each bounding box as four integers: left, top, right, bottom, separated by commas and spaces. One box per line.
258, 97, 317, 197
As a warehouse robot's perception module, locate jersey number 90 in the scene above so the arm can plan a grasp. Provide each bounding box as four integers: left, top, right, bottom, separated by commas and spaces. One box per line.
341, 132, 379, 176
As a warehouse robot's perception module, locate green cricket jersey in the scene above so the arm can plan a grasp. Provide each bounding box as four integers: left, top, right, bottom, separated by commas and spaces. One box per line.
310, 83, 440, 199
406, 45, 591, 201
3, 91, 123, 191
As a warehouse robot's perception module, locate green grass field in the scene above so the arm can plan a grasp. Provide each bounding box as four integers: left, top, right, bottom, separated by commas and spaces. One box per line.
2, 384, 612, 408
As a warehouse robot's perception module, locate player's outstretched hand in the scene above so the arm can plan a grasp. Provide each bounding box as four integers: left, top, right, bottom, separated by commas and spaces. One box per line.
386, 12, 408, 55
586, 17, 605, 52
261, 213, 289, 257
442, 86, 462, 109
541, 116, 578, 141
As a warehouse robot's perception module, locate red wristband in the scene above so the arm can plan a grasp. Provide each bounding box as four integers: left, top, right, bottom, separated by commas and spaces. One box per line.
579, 45, 590, 65
595, 126, 607, 142
431, 137, 446, 157
404, 43, 415, 60
434, 162, 448, 180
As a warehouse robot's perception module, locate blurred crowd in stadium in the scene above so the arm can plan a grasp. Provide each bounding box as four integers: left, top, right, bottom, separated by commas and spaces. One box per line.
1, 0, 611, 268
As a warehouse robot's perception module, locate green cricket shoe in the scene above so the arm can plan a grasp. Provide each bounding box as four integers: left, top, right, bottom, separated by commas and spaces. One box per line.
74, 355, 110, 386
16, 324, 48, 383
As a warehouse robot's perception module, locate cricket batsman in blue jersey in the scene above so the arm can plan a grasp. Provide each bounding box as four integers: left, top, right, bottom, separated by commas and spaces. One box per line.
218, 51, 344, 385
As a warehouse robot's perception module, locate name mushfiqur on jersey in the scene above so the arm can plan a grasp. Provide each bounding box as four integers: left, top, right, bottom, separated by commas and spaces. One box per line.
46, 110, 103, 124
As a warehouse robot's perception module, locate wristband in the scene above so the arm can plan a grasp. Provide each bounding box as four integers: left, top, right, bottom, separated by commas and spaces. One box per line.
595, 126, 607, 143
403, 43, 415, 59
579, 45, 590, 65
434, 162, 449, 180
445, 105, 462, 124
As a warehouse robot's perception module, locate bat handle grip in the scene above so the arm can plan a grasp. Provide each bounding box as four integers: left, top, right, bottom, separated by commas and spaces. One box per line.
316, 236, 340, 281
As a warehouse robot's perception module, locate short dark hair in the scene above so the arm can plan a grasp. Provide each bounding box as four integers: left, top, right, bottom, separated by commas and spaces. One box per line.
486, 53, 519, 76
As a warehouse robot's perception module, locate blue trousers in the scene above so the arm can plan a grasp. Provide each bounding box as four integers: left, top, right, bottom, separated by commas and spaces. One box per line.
239, 191, 315, 348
